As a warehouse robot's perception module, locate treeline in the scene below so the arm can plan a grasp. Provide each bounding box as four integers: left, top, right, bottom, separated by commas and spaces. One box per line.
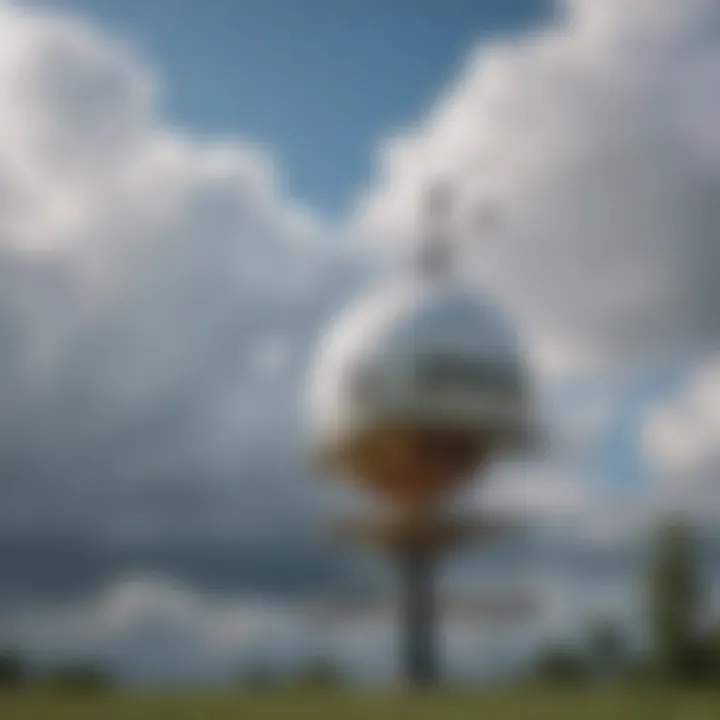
533, 518, 720, 686
0, 651, 112, 693
238, 656, 347, 690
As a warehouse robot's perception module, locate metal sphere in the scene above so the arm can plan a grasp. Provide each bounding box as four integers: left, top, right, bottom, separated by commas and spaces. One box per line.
307, 276, 528, 509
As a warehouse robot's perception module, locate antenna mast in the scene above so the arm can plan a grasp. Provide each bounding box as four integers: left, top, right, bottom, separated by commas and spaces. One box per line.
417, 181, 454, 279
416, 178, 501, 280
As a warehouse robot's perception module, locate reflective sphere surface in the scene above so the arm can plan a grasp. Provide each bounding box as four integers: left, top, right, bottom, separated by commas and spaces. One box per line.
307, 277, 527, 510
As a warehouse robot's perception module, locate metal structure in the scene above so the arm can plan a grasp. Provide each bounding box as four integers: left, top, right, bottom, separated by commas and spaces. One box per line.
306, 183, 529, 686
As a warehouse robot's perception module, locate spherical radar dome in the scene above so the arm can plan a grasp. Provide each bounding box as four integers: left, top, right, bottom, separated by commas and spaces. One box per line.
307, 278, 528, 510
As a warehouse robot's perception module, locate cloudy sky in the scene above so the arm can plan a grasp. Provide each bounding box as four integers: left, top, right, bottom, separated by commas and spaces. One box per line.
1, 0, 720, 683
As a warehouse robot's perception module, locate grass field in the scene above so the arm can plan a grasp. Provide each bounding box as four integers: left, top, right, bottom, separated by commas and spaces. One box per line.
2, 688, 720, 720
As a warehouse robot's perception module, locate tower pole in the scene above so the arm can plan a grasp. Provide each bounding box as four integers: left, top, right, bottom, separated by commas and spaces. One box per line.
398, 546, 439, 687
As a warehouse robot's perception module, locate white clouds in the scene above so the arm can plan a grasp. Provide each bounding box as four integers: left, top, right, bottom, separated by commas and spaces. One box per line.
0, 5, 156, 252
0, 4, 362, 545
565, 0, 720, 39
643, 357, 720, 485
636, 354, 720, 534
0, 575, 313, 682
358, 0, 720, 375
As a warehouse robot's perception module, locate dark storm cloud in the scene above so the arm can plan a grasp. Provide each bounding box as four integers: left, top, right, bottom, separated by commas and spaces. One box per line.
0, 535, 359, 609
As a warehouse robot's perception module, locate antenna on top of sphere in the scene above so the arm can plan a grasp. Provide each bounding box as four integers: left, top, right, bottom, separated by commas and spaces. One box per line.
417, 180, 454, 279
417, 179, 501, 280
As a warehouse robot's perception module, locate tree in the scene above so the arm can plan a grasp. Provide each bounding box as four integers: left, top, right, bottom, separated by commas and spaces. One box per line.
647, 518, 701, 680
292, 656, 345, 689
533, 645, 587, 684
0, 649, 24, 689
587, 618, 626, 679
706, 624, 720, 682
240, 660, 278, 690
44, 663, 112, 693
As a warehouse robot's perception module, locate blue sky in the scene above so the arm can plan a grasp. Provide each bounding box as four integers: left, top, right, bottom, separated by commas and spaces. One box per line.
34, 0, 550, 215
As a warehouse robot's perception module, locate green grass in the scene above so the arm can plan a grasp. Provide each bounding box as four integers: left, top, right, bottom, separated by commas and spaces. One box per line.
1, 688, 720, 720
